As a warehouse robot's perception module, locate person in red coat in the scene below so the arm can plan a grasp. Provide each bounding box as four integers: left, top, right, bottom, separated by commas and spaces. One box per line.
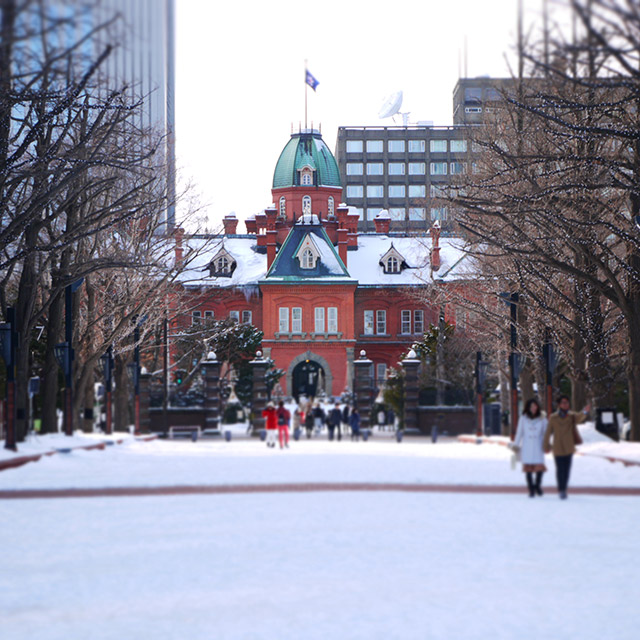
262, 402, 278, 448
276, 400, 291, 449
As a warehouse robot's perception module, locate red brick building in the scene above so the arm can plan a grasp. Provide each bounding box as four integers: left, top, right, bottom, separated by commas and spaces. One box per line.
180, 129, 469, 398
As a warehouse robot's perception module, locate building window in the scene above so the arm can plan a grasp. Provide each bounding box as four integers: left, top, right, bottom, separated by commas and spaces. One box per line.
301, 248, 315, 269
315, 307, 325, 333
346, 162, 363, 175
389, 162, 405, 175
431, 184, 446, 198
279, 307, 289, 333
301, 170, 313, 185
430, 162, 448, 175
302, 195, 312, 214
389, 208, 406, 221
388, 140, 405, 152
450, 140, 467, 153
328, 196, 335, 216
414, 310, 424, 335
409, 185, 426, 198
366, 208, 383, 220
192, 310, 201, 325
409, 140, 425, 153
376, 310, 387, 334
465, 106, 482, 114
364, 310, 374, 335
389, 185, 405, 198
367, 185, 384, 198
366, 163, 384, 175
216, 256, 230, 274
279, 197, 286, 217
401, 310, 411, 334
204, 310, 214, 321
346, 140, 363, 153
328, 307, 338, 333
430, 140, 447, 153
386, 256, 400, 273
408, 162, 426, 175
366, 140, 383, 153
409, 207, 426, 220
431, 207, 448, 221
346, 185, 363, 198
450, 162, 467, 175
376, 363, 387, 385
292, 307, 302, 333
229, 310, 239, 324
241, 310, 252, 325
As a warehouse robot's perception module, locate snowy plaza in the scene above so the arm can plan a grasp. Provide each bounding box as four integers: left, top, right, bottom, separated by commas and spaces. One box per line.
2, 429, 640, 640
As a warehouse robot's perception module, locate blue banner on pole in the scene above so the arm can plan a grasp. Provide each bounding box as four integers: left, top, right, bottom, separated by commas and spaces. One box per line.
305, 69, 319, 91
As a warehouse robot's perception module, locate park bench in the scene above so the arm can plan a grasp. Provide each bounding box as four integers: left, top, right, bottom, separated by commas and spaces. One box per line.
168, 425, 201, 441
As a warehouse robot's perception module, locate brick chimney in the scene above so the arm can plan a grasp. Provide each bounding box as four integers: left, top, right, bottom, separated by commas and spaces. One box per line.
266, 229, 278, 268
337, 227, 348, 267
429, 220, 442, 272
245, 216, 257, 235
222, 213, 238, 235
174, 227, 184, 266
373, 209, 391, 234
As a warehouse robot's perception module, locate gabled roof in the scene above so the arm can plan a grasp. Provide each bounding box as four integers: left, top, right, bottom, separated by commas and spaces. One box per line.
379, 244, 408, 270
263, 220, 353, 283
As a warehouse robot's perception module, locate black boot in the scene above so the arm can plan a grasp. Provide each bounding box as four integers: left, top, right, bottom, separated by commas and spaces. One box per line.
535, 472, 544, 496
526, 472, 535, 497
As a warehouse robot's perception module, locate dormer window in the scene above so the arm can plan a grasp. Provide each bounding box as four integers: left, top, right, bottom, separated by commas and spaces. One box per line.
295, 233, 321, 270
380, 244, 407, 275
209, 248, 236, 277
279, 197, 286, 217
299, 165, 314, 186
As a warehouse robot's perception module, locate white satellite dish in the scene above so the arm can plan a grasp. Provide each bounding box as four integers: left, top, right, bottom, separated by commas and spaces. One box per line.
378, 91, 403, 119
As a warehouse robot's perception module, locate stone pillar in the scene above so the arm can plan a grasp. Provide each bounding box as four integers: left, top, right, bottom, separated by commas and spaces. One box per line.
139, 369, 151, 434
203, 351, 221, 432
250, 351, 269, 435
401, 349, 420, 432
353, 350, 374, 432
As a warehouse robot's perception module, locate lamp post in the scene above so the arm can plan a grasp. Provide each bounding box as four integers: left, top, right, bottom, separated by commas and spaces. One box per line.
128, 316, 145, 435
101, 346, 114, 435
542, 329, 557, 418
500, 291, 523, 440
475, 351, 489, 437
0, 307, 17, 450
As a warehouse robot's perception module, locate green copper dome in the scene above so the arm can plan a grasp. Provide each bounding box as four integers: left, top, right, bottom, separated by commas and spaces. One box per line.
273, 130, 341, 189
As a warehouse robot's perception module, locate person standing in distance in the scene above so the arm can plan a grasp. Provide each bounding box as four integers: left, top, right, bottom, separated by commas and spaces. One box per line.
543, 394, 590, 499
513, 398, 548, 497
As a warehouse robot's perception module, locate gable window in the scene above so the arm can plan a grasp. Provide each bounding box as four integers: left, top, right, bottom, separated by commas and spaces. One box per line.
328, 307, 338, 333
292, 307, 302, 333
387, 256, 400, 273
364, 310, 374, 335
209, 250, 236, 277
279, 307, 289, 333
376, 310, 387, 335
315, 307, 325, 333
217, 256, 229, 273
301, 172, 312, 185
401, 310, 411, 334
279, 197, 286, 217
301, 248, 315, 269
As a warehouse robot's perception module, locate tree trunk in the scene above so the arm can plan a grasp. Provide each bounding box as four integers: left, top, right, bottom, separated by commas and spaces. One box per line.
113, 354, 130, 432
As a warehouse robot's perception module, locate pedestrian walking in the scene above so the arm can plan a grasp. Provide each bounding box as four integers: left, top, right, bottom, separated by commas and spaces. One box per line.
313, 402, 325, 435
349, 407, 361, 441
341, 404, 350, 435
513, 398, 548, 497
543, 394, 590, 499
276, 401, 290, 449
304, 407, 314, 438
328, 402, 342, 441
262, 402, 278, 448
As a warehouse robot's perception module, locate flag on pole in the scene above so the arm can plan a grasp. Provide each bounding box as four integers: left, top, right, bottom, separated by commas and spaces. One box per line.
305, 69, 319, 91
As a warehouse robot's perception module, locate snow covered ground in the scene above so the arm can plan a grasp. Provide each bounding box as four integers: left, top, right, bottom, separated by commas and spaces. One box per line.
2, 429, 640, 639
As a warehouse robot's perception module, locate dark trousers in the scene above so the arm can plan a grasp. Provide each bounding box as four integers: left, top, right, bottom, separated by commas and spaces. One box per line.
555, 455, 573, 493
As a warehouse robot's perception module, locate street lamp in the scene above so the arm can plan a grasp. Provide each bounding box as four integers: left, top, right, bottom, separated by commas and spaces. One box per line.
0, 308, 17, 450
475, 351, 489, 437
500, 291, 522, 440
54, 341, 73, 436
542, 329, 557, 418
101, 346, 114, 435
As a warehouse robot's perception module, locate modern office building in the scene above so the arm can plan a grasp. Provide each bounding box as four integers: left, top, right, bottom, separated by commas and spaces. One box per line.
452, 77, 521, 125
335, 125, 475, 233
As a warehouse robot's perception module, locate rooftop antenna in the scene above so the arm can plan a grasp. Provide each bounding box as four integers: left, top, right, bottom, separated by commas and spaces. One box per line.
464, 35, 468, 78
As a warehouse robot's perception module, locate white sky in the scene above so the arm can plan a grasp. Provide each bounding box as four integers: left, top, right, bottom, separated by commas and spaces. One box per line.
175, 0, 544, 230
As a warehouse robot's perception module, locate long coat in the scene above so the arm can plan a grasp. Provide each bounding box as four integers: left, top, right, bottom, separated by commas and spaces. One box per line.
544, 411, 587, 456
514, 414, 548, 465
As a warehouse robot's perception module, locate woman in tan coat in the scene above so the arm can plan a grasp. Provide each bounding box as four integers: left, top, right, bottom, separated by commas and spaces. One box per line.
543, 395, 590, 499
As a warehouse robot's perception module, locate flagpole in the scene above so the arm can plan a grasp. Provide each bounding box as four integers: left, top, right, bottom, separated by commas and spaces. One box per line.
304, 59, 308, 131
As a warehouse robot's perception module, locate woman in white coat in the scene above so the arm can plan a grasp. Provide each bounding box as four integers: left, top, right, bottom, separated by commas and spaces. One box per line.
514, 398, 548, 497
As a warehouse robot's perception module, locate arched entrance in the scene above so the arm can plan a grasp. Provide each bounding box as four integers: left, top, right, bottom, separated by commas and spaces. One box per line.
292, 360, 324, 400
286, 351, 334, 399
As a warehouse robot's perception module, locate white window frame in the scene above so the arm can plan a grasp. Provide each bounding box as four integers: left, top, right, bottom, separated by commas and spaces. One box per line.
388, 140, 405, 153
229, 310, 239, 324
301, 170, 312, 185
346, 162, 363, 175
388, 162, 405, 175
430, 140, 447, 152
366, 162, 384, 176
408, 140, 425, 153
328, 307, 338, 333
388, 185, 406, 198
414, 310, 424, 335
346, 140, 363, 153
346, 185, 363, 198
279, 197, 286, 216
450, 162, 467, 175
366, 185, 384, 198
376, 310, 387, 335
408, 185, 426, 198
408, 162, 426, 175
366, 140, 383, 153
401, 310, 412, 334
376, 363, 387, 384
328, 196, 335, 216
387, 257, 400, 273
204, 310, 214, 321
279, 307, 289, 333
364, 310, 374, 335
301, 248, 315, 269
302, 195, 312, 214
430, 162, 448, 176
450, 140, 467, 153
315, 307, 325, 333
292, 307, 302, 333
192, 310, 201, 325
241, 310, 252, 325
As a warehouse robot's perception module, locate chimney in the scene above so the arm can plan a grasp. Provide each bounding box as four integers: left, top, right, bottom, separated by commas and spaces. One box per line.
245, 216, 257, 235
223, 213, 238, 235
337, 228, 348, 267
266, 229, 277, 268
174, 227, 184, 266
429, 221, 442, 272
373, 209, 391, 234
